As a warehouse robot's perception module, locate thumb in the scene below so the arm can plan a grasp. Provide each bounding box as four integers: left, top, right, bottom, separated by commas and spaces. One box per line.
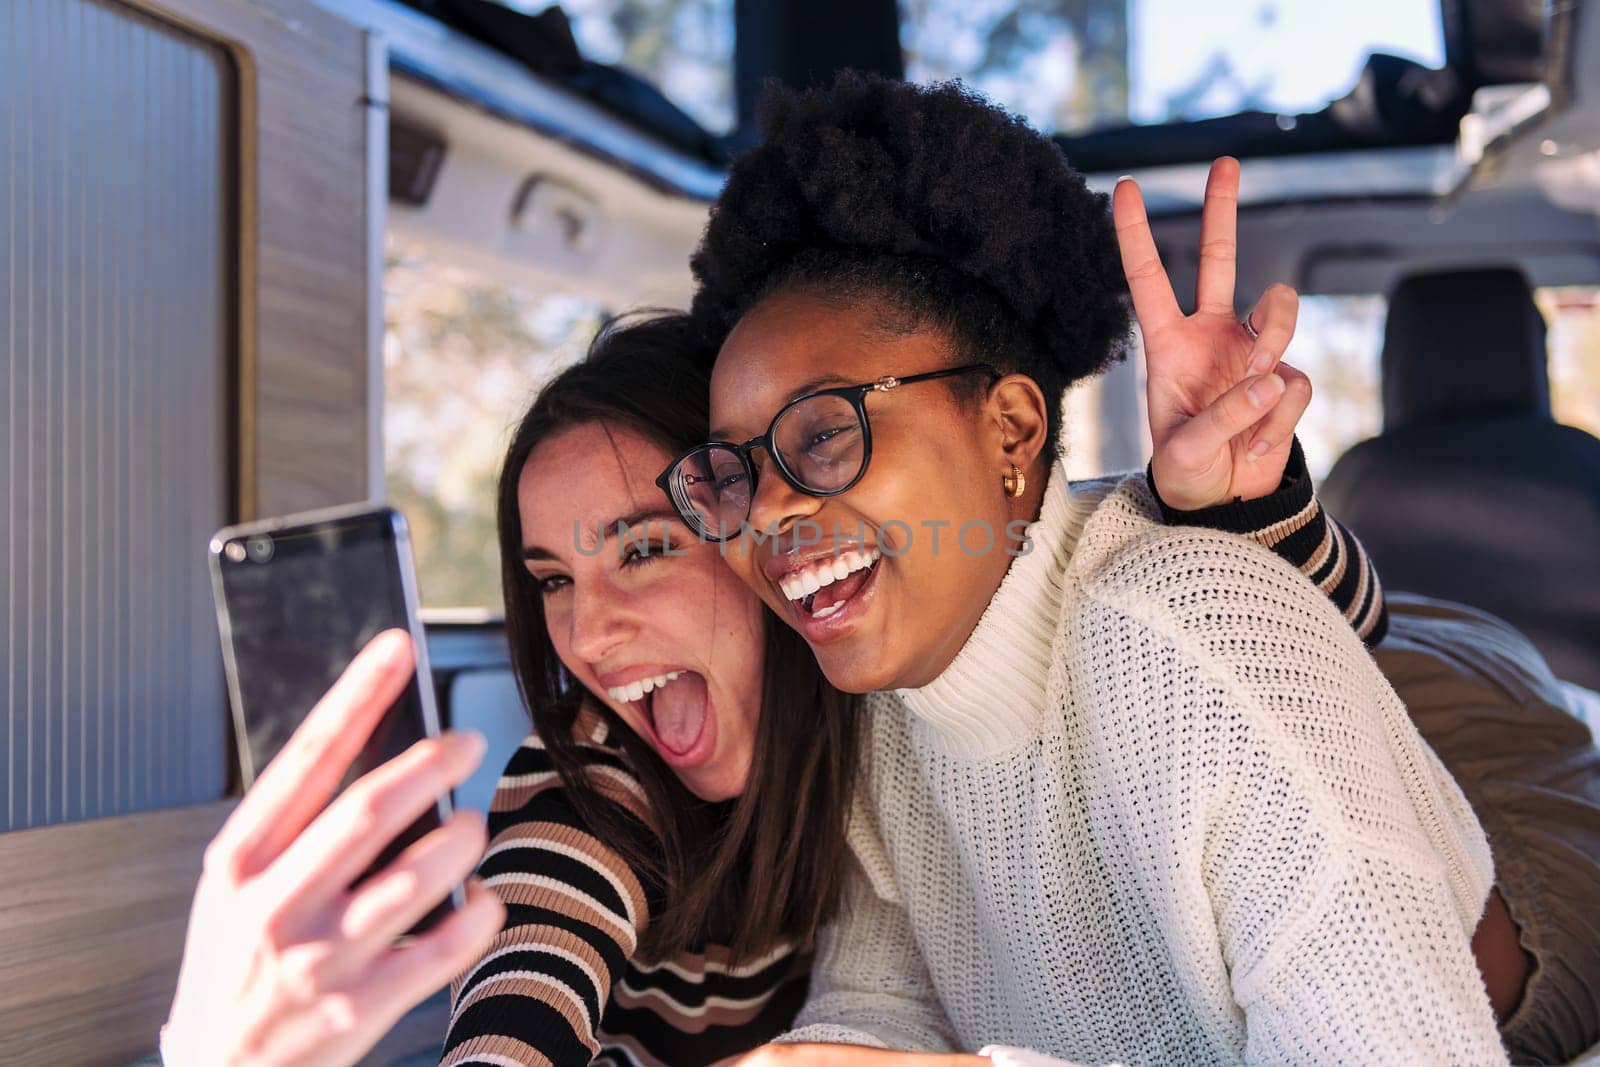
1152, 373, 1285, 510
1185, 373, 1285, 458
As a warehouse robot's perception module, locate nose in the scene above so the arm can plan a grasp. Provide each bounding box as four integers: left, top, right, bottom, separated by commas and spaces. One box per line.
567, 577, 634, 665
745, 454, 825, 543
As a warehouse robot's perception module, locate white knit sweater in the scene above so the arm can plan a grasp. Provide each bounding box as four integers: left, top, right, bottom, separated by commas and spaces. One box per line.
780, 464, 1507, 1066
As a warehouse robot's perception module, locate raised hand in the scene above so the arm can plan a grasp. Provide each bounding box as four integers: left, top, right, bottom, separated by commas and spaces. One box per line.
161, 631, 505, 1067
1113, 157, 1313, 510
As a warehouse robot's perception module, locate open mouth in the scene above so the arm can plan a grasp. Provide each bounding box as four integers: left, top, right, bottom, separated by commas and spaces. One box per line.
606, 669, 710, 759
778, 547, 882, 621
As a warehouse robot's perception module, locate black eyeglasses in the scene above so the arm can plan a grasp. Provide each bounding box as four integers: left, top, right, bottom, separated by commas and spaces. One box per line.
656, 363, 998, 542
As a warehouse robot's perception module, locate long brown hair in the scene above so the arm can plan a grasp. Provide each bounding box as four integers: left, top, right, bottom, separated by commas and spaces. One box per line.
495, 309, 861, 962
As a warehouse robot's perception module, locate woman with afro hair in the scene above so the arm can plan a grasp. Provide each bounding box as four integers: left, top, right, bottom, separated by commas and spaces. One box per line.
661, 73, 1600, 1066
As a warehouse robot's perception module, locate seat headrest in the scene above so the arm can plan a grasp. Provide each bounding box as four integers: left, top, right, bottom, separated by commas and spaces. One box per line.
1381, 267, 1550, 431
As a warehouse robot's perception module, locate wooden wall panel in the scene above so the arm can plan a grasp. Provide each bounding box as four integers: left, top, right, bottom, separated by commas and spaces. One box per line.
0, 801, 231, 1065
0, 797, 453, 1067
135, 0, 376, 517
0, 0, 379, 1061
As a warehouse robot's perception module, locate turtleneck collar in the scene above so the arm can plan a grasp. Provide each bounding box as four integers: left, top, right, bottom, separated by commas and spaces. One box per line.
892, 459, 1097, 759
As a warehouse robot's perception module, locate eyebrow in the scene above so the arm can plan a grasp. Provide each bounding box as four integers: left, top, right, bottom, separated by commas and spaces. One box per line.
709, 373, 857, 440
520, 507, 682, 561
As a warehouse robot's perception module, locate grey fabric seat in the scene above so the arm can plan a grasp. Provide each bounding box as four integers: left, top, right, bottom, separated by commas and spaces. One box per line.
1322, 268, 1600, 690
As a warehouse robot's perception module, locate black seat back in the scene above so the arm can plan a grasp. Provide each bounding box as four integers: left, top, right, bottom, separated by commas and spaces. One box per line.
1322, 268, 1600, 690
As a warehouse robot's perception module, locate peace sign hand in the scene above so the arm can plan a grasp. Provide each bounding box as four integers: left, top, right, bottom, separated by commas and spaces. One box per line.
1113, 157, 1313, 510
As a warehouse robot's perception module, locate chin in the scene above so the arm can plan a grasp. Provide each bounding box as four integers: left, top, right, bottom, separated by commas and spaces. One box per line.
814, 642, 907, 695
677, 763, 748, 803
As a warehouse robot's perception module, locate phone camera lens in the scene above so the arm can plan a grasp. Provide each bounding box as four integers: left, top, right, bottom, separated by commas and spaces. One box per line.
246, 536, 274, 563
223, 541, 247, 563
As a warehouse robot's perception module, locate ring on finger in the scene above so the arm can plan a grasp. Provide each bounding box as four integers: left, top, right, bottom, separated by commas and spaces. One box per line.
1241, 313, 1260, 341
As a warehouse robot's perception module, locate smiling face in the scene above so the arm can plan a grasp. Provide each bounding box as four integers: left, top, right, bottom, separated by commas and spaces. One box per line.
710, 287, 1037, 693
518, 422, 766, 801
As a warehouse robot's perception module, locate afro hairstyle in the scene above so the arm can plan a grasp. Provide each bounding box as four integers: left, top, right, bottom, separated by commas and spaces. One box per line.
689, 71, 1132, 459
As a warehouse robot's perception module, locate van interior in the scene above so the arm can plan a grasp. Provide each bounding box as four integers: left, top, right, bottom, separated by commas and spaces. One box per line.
2, 0, 1597, 1063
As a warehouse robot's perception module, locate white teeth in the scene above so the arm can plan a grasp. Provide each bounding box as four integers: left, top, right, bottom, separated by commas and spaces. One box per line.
779, 547, 881, 602
812, 601, 845, 620
607, 670, 683, 705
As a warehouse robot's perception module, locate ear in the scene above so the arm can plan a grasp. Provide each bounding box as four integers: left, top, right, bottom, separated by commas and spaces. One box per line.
986, 373, 1049, 472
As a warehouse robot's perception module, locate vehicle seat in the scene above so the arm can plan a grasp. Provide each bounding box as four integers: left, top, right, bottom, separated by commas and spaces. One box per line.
1321, 268, 1600, 690
448, 668, 535, 815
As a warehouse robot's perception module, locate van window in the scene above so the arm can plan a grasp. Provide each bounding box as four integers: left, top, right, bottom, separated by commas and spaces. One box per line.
488, 0, 736, 132
1537, 287, 1600, 440
384, 239, 605, 610
900, 0, 1443, 135
1289, 294, 1387, 481
1262, 288, 1600, 482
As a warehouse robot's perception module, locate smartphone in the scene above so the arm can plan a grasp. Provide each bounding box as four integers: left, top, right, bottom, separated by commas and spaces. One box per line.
208, 503, 462, 935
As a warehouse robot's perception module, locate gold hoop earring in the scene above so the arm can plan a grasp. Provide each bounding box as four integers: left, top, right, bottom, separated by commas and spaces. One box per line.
1002, 464, 1026, 498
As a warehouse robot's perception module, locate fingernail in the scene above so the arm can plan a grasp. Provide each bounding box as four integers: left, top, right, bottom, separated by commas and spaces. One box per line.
377, 629, 409, 659
1247, 375, 1285, 407
1116, 174, 1134, 185
1248, 350, 1274, 376
451, 730, 487, 761
1248, 440, 1272, 461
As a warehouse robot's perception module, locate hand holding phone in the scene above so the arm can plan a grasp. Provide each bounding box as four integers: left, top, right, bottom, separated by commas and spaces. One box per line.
210, 504, 464, 933
161, 631, 505, 1067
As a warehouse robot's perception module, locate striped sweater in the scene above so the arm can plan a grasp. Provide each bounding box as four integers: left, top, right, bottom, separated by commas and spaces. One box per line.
442, 715, 811, 1067
441, 444, 1386, 1067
